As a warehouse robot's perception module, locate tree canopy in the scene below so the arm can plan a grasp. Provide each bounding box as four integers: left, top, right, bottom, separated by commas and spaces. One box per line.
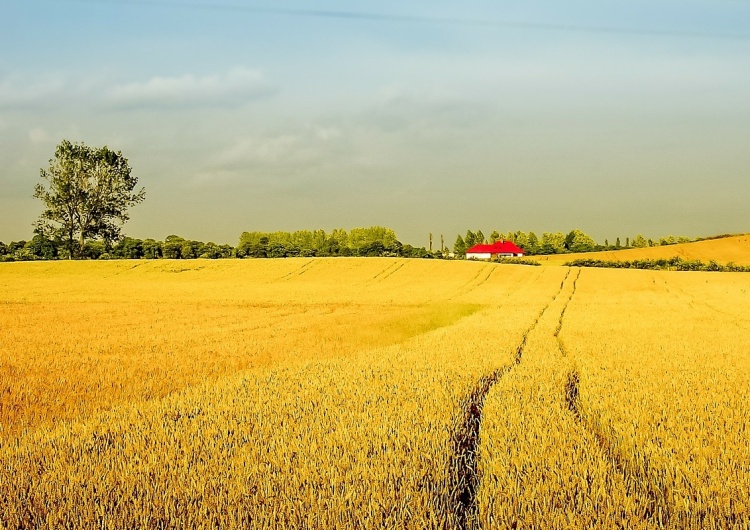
33, 140, 145, 258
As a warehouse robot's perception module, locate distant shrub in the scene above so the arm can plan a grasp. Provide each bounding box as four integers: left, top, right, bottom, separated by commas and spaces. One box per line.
495, 258, 541, 266
564, 257, 750, 272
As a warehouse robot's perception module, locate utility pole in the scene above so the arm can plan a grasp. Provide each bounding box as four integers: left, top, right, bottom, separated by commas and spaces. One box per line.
429, 233, 433, 252
441, 234, 444, 252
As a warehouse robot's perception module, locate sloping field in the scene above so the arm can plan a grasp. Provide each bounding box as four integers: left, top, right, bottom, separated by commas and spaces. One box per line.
530, 234, 750, 265
1, 259, 749, 528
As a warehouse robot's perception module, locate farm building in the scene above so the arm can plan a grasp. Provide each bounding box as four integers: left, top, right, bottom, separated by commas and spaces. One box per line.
466, 240, 525, 260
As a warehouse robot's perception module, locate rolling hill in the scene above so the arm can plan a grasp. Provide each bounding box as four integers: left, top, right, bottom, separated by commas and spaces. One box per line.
529, 234, 750, 266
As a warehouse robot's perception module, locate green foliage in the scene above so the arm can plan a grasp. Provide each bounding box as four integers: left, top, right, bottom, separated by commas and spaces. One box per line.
82, 241, 107, 260
494, 257, 541, 266
541, 232, 567, 254
464, 230, 478, 249
565, 257, 750, 272
236, 226, 404, 259
526, 232, 540, 255
513, 231, 529, 251
631, 234, 648, 248
564, 229, 597, 253
142, 239, 163, 259
113, 237, 144, 259
453, 235, 467, 256
180, 240, 202, 260
25, 234, 58, 259
163, 235, 184, 259
33, 140, 145, 258
453, 228, 702, 256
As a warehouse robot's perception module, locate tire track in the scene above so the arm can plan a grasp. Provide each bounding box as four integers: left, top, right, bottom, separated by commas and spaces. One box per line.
446, 268, 573, 530
367, 260, 401, 283
273, 260, 315, 281
553, 268, 581, 356
564, 370, 671, 526
557, 270, 670, 526
515, 268, 572, 364
375, 261, 406, 283
447, 264, 492, 300
657, 274, 750, 331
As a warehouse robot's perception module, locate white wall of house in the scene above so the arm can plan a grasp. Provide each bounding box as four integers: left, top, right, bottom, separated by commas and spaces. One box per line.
466, 252, 524, 260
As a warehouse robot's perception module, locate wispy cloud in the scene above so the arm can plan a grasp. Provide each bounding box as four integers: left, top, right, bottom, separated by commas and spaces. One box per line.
105, 67, 277, 109
0, 75, 69, 110
0, 67, 277, 111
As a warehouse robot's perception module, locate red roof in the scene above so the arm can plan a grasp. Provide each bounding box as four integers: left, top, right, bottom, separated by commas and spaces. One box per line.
466, 241, 524, 255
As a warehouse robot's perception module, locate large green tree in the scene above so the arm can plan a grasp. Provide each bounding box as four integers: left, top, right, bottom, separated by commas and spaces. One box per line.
34, 140, 145, 258
564, 229, 597, 253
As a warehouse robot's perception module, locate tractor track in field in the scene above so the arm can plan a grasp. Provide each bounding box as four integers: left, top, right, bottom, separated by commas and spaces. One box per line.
553, 268, 581, 356
563, 368, 672, 527
375, 261, 406, 283
367, 260, 401, 283
274, 260, 315, 281
659, 275, 750, 331
447, 264, 493, 301
446, 268, 573, 530
559, 270, 671, 526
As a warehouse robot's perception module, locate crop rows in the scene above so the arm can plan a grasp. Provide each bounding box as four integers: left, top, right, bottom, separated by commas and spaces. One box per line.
2, 260, 749, 528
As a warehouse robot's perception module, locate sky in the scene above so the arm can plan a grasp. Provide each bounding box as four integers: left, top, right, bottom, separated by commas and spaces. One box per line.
1, 0, 749, 247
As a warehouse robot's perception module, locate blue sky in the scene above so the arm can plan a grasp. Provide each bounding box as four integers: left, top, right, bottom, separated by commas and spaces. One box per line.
1, 0, 749, 246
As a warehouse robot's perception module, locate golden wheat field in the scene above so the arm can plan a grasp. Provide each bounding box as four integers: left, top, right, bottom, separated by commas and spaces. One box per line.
1, 257, 750, 529
530, 234, 750, 266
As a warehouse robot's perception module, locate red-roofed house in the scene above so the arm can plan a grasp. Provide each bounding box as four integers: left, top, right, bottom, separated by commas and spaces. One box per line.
466, 240, 524, 260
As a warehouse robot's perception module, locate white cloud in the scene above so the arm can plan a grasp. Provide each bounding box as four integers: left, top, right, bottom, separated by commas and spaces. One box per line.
105, 67, 276, 109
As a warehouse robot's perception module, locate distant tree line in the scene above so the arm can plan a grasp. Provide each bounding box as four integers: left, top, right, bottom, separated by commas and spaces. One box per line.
235, 227, 440, 258
565, 257, 750, 272
453, 229, 695, 257
0, 227, 442, 262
